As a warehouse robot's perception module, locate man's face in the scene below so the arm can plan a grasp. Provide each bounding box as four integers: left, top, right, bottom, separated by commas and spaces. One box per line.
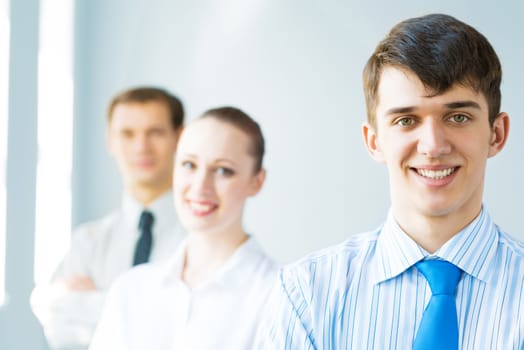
108, 101, 178, 191
363, 67, 508, 227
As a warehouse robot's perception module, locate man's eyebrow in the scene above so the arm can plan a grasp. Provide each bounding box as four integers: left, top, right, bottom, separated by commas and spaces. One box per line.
385, 106, 416, 115
384, 100, 482, 115
444, 100, 481, 110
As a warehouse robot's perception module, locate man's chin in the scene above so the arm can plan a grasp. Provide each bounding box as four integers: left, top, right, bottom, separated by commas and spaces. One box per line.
128, 176, 162, 188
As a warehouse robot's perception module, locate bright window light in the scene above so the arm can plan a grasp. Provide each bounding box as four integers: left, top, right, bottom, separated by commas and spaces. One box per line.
0, 0, 10, 306
34, 0, 73, 284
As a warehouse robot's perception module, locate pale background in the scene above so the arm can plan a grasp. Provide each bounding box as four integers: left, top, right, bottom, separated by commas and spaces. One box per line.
1, 0, 523, 348
72, 0, 523, 263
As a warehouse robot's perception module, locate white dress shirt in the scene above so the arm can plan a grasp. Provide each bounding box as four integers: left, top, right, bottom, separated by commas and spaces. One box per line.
31, 191, 185, 350
89, 236, 278, 350
256, 207, 524, 349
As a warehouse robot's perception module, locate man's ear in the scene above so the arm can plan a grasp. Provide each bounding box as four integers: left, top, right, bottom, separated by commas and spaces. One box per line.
488, 112, 510, 158
248, 168, 266, 197
362, 122, 385, 163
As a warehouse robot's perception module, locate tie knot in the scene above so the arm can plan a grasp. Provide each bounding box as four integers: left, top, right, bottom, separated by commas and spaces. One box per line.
416, 260, 462, 295
139, 210, 154, 231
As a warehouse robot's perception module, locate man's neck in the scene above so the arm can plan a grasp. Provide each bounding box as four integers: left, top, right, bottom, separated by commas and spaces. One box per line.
393, 206, 482, 254
127, 183, 171, 206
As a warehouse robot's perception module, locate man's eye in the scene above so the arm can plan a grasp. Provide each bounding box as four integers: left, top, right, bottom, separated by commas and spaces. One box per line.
215, 167, 234, 177
450, 114, 469, 123
121, 130, 134, 138
150, 129, 164, 136
396, 117, 414, 127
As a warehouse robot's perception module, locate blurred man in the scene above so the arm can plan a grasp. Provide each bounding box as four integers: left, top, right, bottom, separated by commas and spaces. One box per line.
31, 87, 186, 350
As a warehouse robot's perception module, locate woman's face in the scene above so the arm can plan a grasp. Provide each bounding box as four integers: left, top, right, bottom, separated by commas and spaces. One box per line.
173, 118, 265, 235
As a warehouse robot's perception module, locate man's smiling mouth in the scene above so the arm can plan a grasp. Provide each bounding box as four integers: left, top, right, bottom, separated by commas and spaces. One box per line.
415, 167, 457, 179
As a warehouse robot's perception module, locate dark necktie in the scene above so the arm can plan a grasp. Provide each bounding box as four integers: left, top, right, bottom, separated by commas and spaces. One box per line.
132, 210, 154, 266
413, 259, 462, 350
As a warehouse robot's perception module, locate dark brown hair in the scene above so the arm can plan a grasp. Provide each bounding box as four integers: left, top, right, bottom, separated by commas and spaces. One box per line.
363, 13, 502, 129
201, 106, 265, 173
107, 86, 184, 130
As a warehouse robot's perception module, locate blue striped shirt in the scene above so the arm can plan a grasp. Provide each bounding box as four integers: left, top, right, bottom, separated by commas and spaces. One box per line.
256, 208, 524, 349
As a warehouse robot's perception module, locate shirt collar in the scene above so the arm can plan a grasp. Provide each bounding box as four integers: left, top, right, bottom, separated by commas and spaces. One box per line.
160, 236, 266, 289
161, 238, 188, 286
215, 237, 266, 288
121, 190, 178, 236
435, 206, 498, 283
372, 206, 499, 284
372, 210, 426, 284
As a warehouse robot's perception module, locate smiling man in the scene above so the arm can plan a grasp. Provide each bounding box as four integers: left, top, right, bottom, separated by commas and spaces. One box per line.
31, 87, 186, 350
256, 14, 523, 349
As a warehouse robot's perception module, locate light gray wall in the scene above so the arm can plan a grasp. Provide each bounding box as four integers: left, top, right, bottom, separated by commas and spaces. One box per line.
0, 1, 47, 349
73, 0, 524, 264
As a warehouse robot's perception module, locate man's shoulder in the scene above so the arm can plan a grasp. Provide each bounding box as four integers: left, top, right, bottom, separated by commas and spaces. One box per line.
72, 210, 120, 238
279, 229, 381, 291
497, 228, 524, 260
287, 229, 380, 270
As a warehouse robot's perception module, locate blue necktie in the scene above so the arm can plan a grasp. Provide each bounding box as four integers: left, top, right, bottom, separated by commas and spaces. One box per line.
132, 210, 154, 266
413, 260, 462, 350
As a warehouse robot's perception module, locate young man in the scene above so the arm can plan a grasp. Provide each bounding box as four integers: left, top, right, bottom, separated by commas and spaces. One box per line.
31, 87, 186, 350
256, 14, 523, 349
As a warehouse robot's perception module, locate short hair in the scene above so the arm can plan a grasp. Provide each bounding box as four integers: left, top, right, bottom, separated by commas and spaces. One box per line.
107, 86, 184, 130
200, 106, 265, 173
363, 13, 502, 129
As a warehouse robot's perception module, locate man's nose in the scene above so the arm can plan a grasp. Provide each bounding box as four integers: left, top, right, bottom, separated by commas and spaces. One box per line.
416, 119, 452, 157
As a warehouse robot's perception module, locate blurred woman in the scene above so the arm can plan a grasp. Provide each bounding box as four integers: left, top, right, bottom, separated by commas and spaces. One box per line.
90, 106, 277, 350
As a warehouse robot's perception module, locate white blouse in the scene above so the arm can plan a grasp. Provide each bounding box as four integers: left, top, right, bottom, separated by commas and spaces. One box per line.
89, 237, 278, 350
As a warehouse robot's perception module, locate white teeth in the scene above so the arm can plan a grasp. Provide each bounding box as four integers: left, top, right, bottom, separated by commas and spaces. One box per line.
417, 167, 455, 179
189, 202, 214, 212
